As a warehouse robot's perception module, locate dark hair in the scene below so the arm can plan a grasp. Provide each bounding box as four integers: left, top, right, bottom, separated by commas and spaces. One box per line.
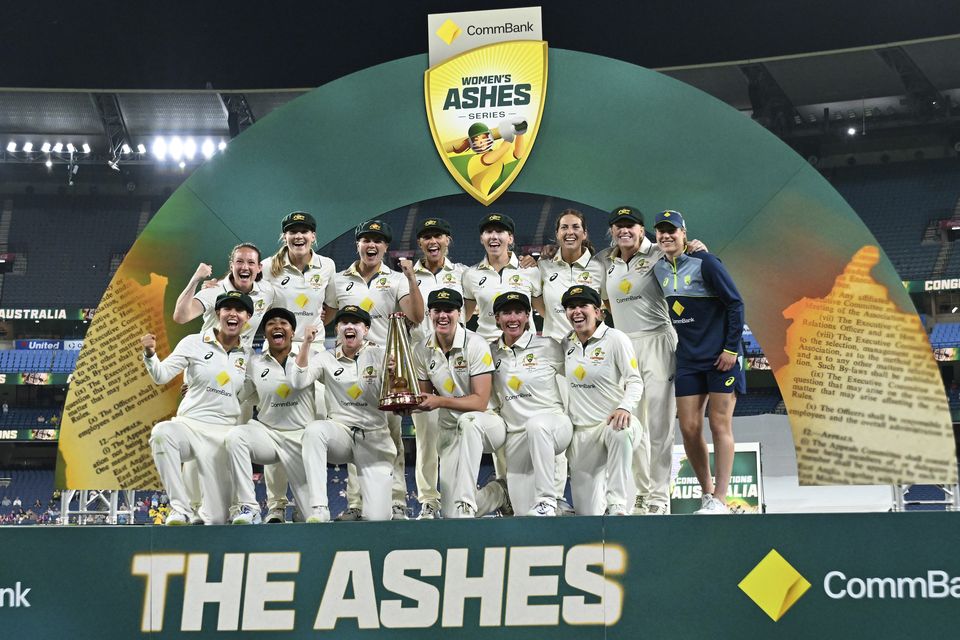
223, 243, 263, 282
554, 209, 595, 254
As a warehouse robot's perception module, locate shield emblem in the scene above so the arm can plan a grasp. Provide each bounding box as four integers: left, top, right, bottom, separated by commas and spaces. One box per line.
425, 41, 548, 206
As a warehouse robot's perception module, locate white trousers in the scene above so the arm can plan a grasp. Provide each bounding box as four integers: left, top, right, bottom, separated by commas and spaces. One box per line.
504, 411, 573, 515
302, 420, 396, 522
345, 412, 406, 509
149, 417, 234, 524
439, 411, 506, 518
225, 422, 310, 516
628, 331, 677, 507
413, 410, 440, 506
568, 417, 638, 515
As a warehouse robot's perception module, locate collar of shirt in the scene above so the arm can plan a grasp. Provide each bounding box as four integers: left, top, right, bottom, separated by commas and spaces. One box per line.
551, 247, 593, 269
567, 322, 610, 346
611, 237, 655, 264
496, 330, 534, 352
282, 250, 324, 272
345, 261, 392, 279
259, 349, 290, 368
427, 323, 467, 351
414, 257, 455, 274
201, 327, 243, 354
220, 276, 262, 296
334, 339, 372, 361
478, 252, 520, 271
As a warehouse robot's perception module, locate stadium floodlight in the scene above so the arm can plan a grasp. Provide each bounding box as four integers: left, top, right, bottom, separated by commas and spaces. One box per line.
41, 142, 51, 153
201, 138, 215, 159
136, 143, 146, 154
847, 127, 856, 136
66, 143, 75, 153
183, 137, 197, 160
6, 142, 16, 152
152, 137, 167, 160
52, 142, 63, 153
45, 159, 52, 168
169, 136, 183, 161
22, 142, 33, 152
953, 307, 958, 314
121, 143, 131, 155
81, 143, 91, 154
218, 140, 227, 151
178, 160, 186, 169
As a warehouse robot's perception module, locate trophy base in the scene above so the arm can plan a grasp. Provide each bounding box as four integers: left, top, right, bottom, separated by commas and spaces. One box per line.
379, 393, 425, 413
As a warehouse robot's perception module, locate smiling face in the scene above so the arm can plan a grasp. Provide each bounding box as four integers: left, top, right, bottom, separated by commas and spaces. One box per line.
418, 231, 451, 263
495, 304, 529, 341
429, 306, 460, 340
564, 302, 602, 334
337, 318, 368, 351
556, 213, 587, 254
655, 224, 687, 258
611, 220, 643, 253
284, 224, 316, 261
216, 304, 251, 339
230, 246, 261, 292
356, 234, 388, 268
263, 317, 294, 354
481, 226, 513, 260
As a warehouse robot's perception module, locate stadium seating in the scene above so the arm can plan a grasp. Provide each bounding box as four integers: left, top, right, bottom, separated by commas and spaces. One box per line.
929, 323, 960, 348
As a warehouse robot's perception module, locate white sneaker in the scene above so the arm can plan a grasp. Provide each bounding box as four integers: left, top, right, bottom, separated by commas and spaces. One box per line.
306, 506, 330, 524
645, 503, 669, 515
555, 498, 575, 517
417, 503, 439, 519
632, 495, 648, 515
695, 494, 730, 515
528, 501, 557, 517
263, 507, 285, 524
604, 504, 628, 516
232, 505, 262, 525
165, 511, 189, 526
335, 507, 363, 522
454, 501, 477, 518
392, 504, 409, 520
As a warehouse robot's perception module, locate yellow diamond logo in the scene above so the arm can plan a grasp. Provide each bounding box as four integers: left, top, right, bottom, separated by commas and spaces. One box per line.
672, 300, 685, 316
738, 549, 811, 622
507, 376, 522, 391
630, 358, 638, 370
481, 352, 493, 366
295, 294, 309, 309
443, 378, 456, 393
573, 365, 586, 381
436, 18, 461, 45
216, 371, 231, 386
359, 297, 375, 312
347, 384, 363, 400
275, 384, 291, 399
619, 280, 632, 295
242, 321, 251, 332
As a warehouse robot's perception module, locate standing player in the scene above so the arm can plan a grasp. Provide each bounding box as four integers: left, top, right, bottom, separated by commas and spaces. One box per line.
414, 288, 509, 518
652, 210, 745, 515
259, 211, 338, 523
330, 219, 424, 521
603, 205, 706, 516
142, 291, 254, 525
293, 307, 396, 522
409, 217, 467, 519
226, 308, 312, 524
561, 286, 643, 516
490, 292, 572, 516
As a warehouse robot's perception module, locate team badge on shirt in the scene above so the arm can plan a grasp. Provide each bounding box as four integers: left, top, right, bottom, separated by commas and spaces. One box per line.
589, 348, 605, 363
577, 272, 592, 284
362, 365, 378, 382
310, 273, 324, 289
375, 277, 391, 290
633, 259, 648, 273
453, 355, 468, 371
522, 353, 538, 368
442, 272, 458, 286
234, 357, 246, 371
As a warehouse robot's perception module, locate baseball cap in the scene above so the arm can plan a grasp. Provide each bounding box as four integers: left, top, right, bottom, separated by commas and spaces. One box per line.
561, 285, 602, 308
355, 220, 393, 243
281, 211, 316, 232
260, 307, 297, 331
654, 210, 686, 229
427, 288, 464, 310
478, 213, 515, 234
493, 291, 531, 314
608, 205, 644, 226
417, 217, 453, 238
333, 305, 372, 327
215, 291, 254, 315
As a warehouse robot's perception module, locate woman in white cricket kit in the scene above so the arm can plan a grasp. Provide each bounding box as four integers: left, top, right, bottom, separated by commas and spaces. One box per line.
603, 205, 706, 515
489, 292, 572, 516
329, 219, 424, 521
226, 308, 313, 525
143, 291, 254, 525
414, 288, 509, 518
409, 217, 467, 519
259, 211, 338, 523
561, 285, 644, 516
294, 306, 396, 522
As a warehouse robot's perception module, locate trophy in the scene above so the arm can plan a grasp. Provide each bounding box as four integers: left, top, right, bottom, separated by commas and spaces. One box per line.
379, 312, 424, 412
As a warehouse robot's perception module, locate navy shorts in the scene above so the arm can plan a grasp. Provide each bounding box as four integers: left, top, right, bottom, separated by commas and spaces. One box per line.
675, 358, 746, 397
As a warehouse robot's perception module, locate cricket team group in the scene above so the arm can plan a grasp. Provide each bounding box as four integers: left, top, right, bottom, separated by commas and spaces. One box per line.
140, 204, 745, 524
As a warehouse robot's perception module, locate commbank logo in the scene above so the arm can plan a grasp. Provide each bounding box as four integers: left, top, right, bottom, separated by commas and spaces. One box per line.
738, 549, 811, 621
436, 19, 462, 45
